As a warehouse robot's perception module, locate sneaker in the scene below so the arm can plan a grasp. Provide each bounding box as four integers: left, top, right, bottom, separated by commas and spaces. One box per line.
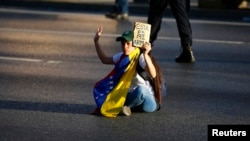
105, 12, 128, 20
122, 106, 131, 116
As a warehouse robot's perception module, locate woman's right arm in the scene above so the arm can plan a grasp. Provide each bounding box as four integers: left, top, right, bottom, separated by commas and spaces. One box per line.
93, 26, 114, 64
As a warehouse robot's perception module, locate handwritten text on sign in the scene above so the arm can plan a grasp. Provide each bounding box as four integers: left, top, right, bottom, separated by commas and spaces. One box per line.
133, 22, 151, 47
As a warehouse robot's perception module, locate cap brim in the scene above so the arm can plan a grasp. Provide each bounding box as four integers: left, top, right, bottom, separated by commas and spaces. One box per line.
116, 37, 132, 42
116, 37, 124, 41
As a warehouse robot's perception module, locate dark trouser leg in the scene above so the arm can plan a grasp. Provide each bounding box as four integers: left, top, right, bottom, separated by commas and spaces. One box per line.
170, 0, 192, 47
147, 0, 169, 44
186, 0, 190, 13
170, 0, 195, 63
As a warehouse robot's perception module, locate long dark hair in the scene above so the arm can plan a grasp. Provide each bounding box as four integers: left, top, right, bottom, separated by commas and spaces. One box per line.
148, 52, 163, 105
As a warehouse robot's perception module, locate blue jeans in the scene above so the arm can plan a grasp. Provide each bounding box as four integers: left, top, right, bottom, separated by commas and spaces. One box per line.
125, 85, 157, 112
114, 0, 129, 14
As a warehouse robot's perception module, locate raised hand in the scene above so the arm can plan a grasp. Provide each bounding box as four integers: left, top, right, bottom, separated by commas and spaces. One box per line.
94, 25, 103, 42
142, 42, 152, 54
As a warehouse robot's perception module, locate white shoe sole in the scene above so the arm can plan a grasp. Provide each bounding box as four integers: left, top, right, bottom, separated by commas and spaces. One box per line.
122, 106, 131, 116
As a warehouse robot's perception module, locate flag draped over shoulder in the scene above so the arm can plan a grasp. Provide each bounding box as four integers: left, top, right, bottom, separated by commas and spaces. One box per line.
93, 48, 140, 118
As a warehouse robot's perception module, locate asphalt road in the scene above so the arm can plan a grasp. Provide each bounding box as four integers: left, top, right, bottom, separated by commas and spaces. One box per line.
0, 8, 250, 141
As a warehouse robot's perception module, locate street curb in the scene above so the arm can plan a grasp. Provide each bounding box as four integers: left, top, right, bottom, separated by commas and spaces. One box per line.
1, 0, 250, 21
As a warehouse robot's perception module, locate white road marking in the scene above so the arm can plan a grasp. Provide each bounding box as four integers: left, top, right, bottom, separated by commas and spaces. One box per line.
0, 56, 61, 64
157, 36, 245, 45
0, 27, 247, 45
46, 60, 61, 64
0, 56, 43, 62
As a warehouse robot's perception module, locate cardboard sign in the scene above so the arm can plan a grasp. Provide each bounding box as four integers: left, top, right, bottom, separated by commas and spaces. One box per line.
133, 22, 151, 47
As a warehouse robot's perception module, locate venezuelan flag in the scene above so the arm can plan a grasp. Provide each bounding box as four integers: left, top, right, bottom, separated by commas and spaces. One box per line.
93, 48, 140, 118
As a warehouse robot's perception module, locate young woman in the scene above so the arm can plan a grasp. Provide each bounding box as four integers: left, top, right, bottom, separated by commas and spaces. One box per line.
92, 26, 163, 118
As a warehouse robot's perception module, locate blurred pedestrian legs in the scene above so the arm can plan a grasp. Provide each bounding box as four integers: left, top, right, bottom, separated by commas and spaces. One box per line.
238, 0, 249, 9
105, 0, 129, 20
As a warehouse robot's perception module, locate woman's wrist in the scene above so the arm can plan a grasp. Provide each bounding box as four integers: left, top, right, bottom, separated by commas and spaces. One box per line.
143, 51, 150, 56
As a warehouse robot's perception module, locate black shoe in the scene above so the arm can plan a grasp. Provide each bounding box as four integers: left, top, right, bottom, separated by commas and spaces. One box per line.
175, 46, 195, 63
105, 12, 128, 20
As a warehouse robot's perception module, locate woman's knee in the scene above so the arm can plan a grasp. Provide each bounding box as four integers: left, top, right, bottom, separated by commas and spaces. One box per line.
142, 102, 157, 112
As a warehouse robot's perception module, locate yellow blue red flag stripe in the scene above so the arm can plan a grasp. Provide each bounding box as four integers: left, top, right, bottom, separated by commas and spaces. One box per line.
93, 48, 140, 117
